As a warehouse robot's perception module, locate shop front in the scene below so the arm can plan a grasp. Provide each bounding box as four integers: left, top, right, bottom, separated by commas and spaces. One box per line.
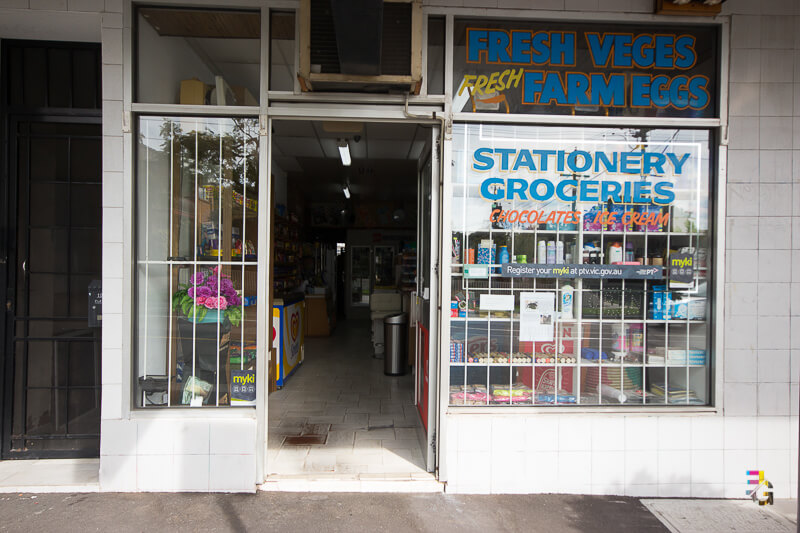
1, 0, 795, 497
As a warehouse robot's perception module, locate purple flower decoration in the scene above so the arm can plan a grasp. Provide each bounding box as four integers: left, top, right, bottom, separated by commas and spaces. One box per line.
196, 286, 214, 298
229, 294, 241, 306
187, 287, 196, 298
191, 272, 205, 285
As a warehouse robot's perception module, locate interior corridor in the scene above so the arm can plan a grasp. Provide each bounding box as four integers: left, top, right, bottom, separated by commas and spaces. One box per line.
266, 320, 429, 480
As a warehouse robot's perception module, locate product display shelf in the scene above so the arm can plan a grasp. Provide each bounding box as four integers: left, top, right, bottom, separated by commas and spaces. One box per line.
273, 215, 302, 294
450, 186, 710, 408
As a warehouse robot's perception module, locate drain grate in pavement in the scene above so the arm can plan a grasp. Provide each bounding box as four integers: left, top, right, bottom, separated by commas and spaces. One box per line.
283, 435, 327, 446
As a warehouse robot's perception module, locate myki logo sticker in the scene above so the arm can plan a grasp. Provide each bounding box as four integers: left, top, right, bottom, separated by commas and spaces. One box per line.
290, 312, 299, 341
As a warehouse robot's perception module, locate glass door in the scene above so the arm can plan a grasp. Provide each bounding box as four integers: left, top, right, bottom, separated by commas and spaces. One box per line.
350, 245, 371, 306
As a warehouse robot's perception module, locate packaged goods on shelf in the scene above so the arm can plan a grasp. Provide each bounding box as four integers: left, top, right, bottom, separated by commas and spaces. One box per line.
650, 383, 703, 404
450, 385, 489, 405
450, 341, 465, 362
490, 383, 532, 404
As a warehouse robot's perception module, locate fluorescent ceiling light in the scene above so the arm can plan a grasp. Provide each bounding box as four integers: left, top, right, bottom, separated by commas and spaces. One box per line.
343, 185, 351, 199
338, 140, 351, 166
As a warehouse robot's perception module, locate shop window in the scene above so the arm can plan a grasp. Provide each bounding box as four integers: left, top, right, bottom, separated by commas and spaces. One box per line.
426, 16, 444, 95
136, 116, 259, 407
270, 11, 296, 92
448, 124, 713, 407
136, 7, 260, 105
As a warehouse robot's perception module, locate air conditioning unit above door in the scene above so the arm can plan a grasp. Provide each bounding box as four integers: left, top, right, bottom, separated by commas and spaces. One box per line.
298, 0, 423, 94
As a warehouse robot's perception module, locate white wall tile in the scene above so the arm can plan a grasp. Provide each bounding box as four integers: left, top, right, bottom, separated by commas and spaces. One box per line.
591, 450, 625, 487
724, 383, 758, 416
137, 420, 175, 455
490, 451, 527, 493
591, 417, 624, 451
723, 449, 757, 484
101, 63, 122, 101
210, 454, 256, 492
658, 450, 690, 484
104, 0, 121, 12
728, 251, 759, 283
729, 117, 760, 149
758, 283, 791, 315
558, 417, 591, 451
725, 349, 758, 382
760, 50, 795, 82
730, 49, 761, 83
758, 316, 791, 349
102, 135, 123, 173
0, 0, 30, 8
491, 417, 526, 451
690, 450, 725, 484
557, 451, 592, 493
624, 417, 658, 450
457, 417, 491, 452
758, 217, 792, 250
691, 483, 725, 498
759, 183, 794, 215
658, 483, 692, 498
173, 454, 210, 491
525, 417, 559, 451
565, 0, 598, 10
526, 451, 558, 492
758, 350, 791, 383
757, 416, 792, 449
101, 383, 122, 419
624, 483, 658, 497
102, 243, 124, 278
102, 207, 123, 244
760, 117, 793, 150
454, 451, 491, 493
727, 150, 759, 182
731, 15, 761, 49
100, 419, 136, 456
31, 0, 67, 9
756, 449, 792, 491
175, 421, 210, 455
728, 283, 758, 315
101, 347, 122, 385
657, 418, 691, 450
102, 171, 124, 208
759, 83, 794, 115
99, 454, 136, 491
624, 450, 658, 486
690, 417, 724, 450
758, 383, 791, 415
102, 12, 121, 28
758, 150, 792, 182
760, 17, 794, 49
209, 420, 256, 455
727, 184, 759, 217
101, 312, 122, 349
724, 417, 758, 450
137, 455, 173, 491
69, 0, 102, 12
724, 315, 758, 350
758, 250, 792, 282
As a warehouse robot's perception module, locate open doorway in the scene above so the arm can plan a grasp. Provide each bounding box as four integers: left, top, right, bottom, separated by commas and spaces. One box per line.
266, 119, 436, 481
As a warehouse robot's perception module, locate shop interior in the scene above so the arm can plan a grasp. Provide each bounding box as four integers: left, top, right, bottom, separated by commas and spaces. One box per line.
266, 120, 432, 478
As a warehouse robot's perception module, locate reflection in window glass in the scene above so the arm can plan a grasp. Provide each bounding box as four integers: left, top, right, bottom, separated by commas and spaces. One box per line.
136, 7, 260, 105
136, 116, 259, 407
448, 124, 712, 407
426, 16, 445, 95
270, 11, 296, 91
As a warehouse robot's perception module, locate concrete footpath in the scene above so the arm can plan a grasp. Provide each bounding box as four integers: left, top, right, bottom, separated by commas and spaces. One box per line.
0, 492, 796, 532
0, 492, 668, 532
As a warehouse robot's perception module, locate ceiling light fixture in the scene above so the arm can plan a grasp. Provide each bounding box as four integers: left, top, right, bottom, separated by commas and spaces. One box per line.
342, 184, 351, 199
338, 139, 351, 166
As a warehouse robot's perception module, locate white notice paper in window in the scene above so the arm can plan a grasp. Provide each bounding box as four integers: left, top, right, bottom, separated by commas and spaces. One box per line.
519, 292, 555, 342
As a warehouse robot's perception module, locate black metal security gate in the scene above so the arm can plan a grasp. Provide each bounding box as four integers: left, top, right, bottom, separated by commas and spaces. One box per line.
1, 41, 102, 458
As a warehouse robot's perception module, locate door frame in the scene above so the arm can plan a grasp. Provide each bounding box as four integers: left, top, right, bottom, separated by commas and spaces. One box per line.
259, 108, 443, 482
1, 113, 102, 459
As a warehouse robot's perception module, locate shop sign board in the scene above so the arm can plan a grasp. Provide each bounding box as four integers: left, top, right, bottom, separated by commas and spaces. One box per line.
502, 263, 664, 280
230, 369, 256, 405
453, 20, 718, 118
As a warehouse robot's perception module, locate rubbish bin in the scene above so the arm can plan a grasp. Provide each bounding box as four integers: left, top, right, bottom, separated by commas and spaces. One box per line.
384, 313, 408, 376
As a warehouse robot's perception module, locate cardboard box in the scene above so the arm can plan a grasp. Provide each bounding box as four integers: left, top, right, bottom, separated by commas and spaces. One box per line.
180, 78, 208, 105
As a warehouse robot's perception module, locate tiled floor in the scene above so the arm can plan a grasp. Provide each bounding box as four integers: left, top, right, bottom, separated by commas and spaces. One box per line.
266, 319, 430, 481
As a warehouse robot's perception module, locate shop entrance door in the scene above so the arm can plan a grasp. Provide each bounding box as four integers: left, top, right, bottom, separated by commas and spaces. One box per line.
1, 41, 103, 459
414, 126, 440, 472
